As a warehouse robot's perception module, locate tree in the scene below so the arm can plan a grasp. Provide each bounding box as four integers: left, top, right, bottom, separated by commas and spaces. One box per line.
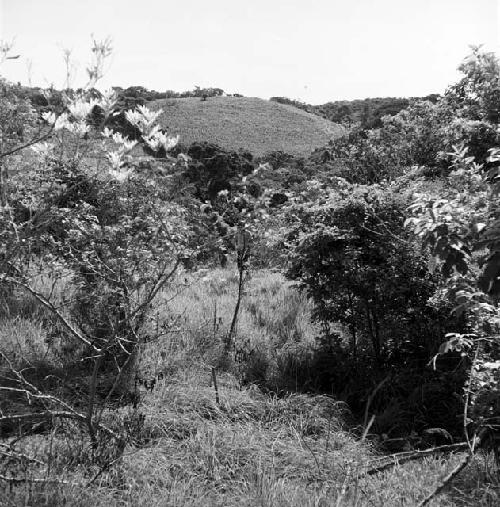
286, 184, 454, 367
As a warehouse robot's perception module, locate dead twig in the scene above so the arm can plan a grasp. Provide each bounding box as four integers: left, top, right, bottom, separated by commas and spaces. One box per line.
0, 443, 44, 466
0, 411, 121, 442
364, 442, 469, 476
3, 277, 99, 352
0, 473, 76, 485
362, 375, 390, 435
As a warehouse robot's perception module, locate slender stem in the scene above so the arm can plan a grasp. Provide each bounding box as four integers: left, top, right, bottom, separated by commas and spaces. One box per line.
226, 260, 245, 354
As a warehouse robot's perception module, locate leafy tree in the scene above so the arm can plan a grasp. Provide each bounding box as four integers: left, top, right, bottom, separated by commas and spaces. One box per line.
446, 46, 500, 124
286, 184, 457, 367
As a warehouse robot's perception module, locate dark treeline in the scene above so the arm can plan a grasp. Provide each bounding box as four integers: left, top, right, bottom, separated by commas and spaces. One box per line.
270, 94, 440, 128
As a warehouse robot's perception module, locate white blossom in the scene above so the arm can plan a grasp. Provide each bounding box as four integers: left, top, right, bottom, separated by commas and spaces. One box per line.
102, 127, 114, 138
54, 113, 70, 131
67, 121, 90, 136
109, 167, 133, 183
136, 105, 161, 127
41, 111, 56, 125
96, 89, 117, 114
125, 105, 161, 131
122, 139, 137, 151
31, 142, 54, 157
163, 134, 179, 151
112, 132, 126, 144
125, 109, 142, 127
68, 98, 96, 121
107, 150, 124, 169
144, 129, 179, 152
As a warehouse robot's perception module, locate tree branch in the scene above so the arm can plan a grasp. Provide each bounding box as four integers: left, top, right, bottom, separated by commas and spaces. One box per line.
364, 442, 469, 475
3, 276, 100, 352
0, 126, 53, 159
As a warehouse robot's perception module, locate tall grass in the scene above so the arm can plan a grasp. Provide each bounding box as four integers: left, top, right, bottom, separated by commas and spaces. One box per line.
2, 365, 498, 506
1, 265, 499, 506
139, 266, 320, 389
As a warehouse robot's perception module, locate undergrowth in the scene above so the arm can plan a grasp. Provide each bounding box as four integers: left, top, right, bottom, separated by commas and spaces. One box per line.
1, 267, 499, 505
1, 367, 498, 506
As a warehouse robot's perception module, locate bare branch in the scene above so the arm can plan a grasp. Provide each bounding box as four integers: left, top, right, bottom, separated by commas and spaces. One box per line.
0, 473, 76, 485
364, 442, 469, 475
3, 276, 100, 352
0, 411, 122, 442
0, 126, 54, 159
0, 443, 45, 466
417, 452, 472, 507
130, 259, 180, 320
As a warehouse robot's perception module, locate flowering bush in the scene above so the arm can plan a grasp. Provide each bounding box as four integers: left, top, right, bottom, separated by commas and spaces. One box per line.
0, 45, 198, 462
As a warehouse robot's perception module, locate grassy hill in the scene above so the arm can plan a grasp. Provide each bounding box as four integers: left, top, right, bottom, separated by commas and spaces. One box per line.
151, 96, 344, 156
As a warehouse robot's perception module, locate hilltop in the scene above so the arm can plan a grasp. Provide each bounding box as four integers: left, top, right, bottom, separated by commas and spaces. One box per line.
151, 96, 344, 156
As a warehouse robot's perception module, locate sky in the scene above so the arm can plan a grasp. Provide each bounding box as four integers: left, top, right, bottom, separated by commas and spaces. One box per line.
0, 0, 499, 104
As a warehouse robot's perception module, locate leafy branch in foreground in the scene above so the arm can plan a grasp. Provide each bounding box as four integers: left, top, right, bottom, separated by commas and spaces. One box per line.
406, 142, 500, 498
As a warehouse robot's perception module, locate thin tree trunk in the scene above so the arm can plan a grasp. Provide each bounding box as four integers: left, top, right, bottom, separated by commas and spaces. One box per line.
348, 292, 357, 360
364, 302, 381, 367
0, 160, 7, 208
226, 262, 245, 354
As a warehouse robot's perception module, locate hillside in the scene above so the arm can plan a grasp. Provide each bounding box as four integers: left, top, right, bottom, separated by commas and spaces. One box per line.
151, 96, 344, 156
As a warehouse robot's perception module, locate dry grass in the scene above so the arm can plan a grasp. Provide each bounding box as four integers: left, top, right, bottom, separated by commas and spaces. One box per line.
1, 267, 499, 506
151, 96, 344, 156
139, 267, 320, 387
2, 367, 498, 506
0, 316, 52, 367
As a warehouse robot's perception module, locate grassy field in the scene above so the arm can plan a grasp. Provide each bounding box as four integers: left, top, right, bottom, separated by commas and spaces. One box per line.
1, 268, 499, 506
5, 368, 498, 506
151, 97, 344, 156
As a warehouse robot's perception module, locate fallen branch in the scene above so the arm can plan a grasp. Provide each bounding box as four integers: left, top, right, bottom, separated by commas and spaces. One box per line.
0, 410, 122, 442
0, 473, 76, 486
364, 442, 469, 475
417, 430, 486, 506
0, 443, 44, 466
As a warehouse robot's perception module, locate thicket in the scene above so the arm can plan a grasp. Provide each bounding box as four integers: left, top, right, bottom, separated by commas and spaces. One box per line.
266, 48, 500, 455
0, 41, 227, 485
